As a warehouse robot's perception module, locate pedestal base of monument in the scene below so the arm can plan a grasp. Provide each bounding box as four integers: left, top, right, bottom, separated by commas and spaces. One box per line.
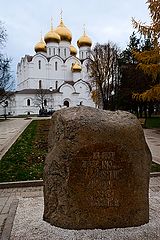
43, 106, 151, 230
43, 209, 150, 230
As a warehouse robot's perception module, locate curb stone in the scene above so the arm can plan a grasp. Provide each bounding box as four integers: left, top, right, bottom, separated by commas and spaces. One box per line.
0, 180, 43, 189
1, 199, 19, 240
0, 174, 160, 188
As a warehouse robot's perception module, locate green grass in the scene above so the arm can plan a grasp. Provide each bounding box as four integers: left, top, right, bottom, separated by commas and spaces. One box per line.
145, 117, 160, 128
0, 119, 51, 182
151, 161, 160, 172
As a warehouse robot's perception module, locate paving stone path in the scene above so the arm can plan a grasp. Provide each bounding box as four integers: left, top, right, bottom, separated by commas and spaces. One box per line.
0, 177, 160, 239
144, 128, 160, 164
0, 118, 32, 160
0, 186, 43, 239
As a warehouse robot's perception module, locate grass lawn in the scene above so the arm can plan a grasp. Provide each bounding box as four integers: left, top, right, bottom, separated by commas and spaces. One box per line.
151, 161, 160, 172
145, 117, 160, 128
0, 119, 51, 182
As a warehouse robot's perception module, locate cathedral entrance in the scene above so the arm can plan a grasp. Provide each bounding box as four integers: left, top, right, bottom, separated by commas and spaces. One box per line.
64, 100, 69, 107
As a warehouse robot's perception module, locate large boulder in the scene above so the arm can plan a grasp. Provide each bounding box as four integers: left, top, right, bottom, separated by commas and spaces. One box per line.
43, 106, 151, 229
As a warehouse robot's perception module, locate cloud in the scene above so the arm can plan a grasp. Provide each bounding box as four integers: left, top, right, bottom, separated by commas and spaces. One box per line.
0, 0, 150, 78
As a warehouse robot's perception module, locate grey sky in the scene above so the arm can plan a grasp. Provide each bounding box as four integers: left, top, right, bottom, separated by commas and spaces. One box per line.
0, 0, 150, 78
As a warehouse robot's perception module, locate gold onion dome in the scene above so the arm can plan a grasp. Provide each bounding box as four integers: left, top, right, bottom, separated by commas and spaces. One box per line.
34, 37, 46, 53
70, 45, 77, 56
55, 18, 72, 42
72, 62, 82, 72
44, 23, 61, 44
77, 30, 92, 48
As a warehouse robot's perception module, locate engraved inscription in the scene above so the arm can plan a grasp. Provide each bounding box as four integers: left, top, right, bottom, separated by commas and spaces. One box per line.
81, 151, 123, 207
69, 144, 130, 209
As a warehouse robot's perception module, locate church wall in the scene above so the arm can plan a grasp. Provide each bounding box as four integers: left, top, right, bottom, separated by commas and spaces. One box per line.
65, 57, 81, 81
46, 42, 59, 57
14, 94, 39, 115
30, 55, 48, 80
58, 41, 70, 59
48, 57, 64, 88
82, 59, 89, 81
74, 81, 94, 107
79, 46, 91, 60
59, 84, 78, 107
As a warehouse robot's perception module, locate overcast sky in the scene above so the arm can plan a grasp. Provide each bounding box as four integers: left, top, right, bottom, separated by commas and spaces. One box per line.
1, 0, 150, 78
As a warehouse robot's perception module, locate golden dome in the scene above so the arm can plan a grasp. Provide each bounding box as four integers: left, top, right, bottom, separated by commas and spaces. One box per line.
77, 30, 92, 48
70, 45, 77, 56
55, 19, 72, 42
34, 38, 46, 53
72, 62, 82, 72
44, 24, 60, 44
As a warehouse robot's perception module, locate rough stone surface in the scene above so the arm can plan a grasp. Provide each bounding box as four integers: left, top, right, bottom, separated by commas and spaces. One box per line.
43, 106, 152, 230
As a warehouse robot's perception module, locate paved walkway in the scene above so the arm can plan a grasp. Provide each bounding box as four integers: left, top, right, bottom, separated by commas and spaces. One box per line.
0, 185, 43, 239
0, 177, 160, 239
0, 118, 32, 160
144, 128, 160, 164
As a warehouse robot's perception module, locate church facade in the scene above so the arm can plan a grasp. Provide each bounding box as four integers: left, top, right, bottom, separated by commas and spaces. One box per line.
4, 17, 95, 116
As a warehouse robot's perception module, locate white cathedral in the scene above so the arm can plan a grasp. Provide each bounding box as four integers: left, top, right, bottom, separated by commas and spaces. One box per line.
4, 17, 95, 116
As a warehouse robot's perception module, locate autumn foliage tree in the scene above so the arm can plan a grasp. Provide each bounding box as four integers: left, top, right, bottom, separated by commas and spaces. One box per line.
132, 0, 160, 102
118, 32, 155, 117
88, 42, 120, 110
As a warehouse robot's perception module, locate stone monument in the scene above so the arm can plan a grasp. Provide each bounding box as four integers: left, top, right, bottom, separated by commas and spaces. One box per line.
43, 106, 151, 229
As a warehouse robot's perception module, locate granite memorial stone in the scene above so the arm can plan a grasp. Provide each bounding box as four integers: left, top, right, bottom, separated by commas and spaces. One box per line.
43, 106, 151, 229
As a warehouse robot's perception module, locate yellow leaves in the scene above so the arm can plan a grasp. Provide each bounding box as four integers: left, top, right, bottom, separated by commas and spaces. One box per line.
91, 89, 100, 104
132, 48, 160, 80
133, 48, 160, 64
147, 0, 160, 23
91, 90, 97, 102
133, 84, 160, 101
132, 0, 160, 81
132, 18, 151, 38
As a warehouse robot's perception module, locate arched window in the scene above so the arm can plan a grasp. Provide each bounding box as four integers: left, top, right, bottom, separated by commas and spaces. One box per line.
55, 62, 58, 71
27, 99, 30, 106
58, 48, 60, 55
82, 52, 84, 59
38, 60, 41, 69
49, 48, 51, 56
53, 48, 55, 55
64, 48, 66, 57
64, 100, 69, 107
39, 80, 42, 89
55, 81, 58, 89
44, 99, 47, 106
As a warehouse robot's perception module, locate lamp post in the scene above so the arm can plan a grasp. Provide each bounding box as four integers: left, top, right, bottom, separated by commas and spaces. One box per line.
4, 101, 8, 120
49, 87, 54, 115
110, 90, 115, 111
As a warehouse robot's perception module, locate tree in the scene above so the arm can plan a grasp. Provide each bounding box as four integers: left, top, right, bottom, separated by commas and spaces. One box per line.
88, 42, 120, 110
120, 32, 141, 64
132, 0, 160, 101
119, 32, 154, 117
0, 21, 13, 106
34, 88, 49, 115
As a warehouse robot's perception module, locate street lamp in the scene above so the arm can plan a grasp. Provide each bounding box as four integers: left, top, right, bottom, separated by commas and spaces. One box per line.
110, 90, 115, 111
4, 101, 8, 120
49, 87, 54, 114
